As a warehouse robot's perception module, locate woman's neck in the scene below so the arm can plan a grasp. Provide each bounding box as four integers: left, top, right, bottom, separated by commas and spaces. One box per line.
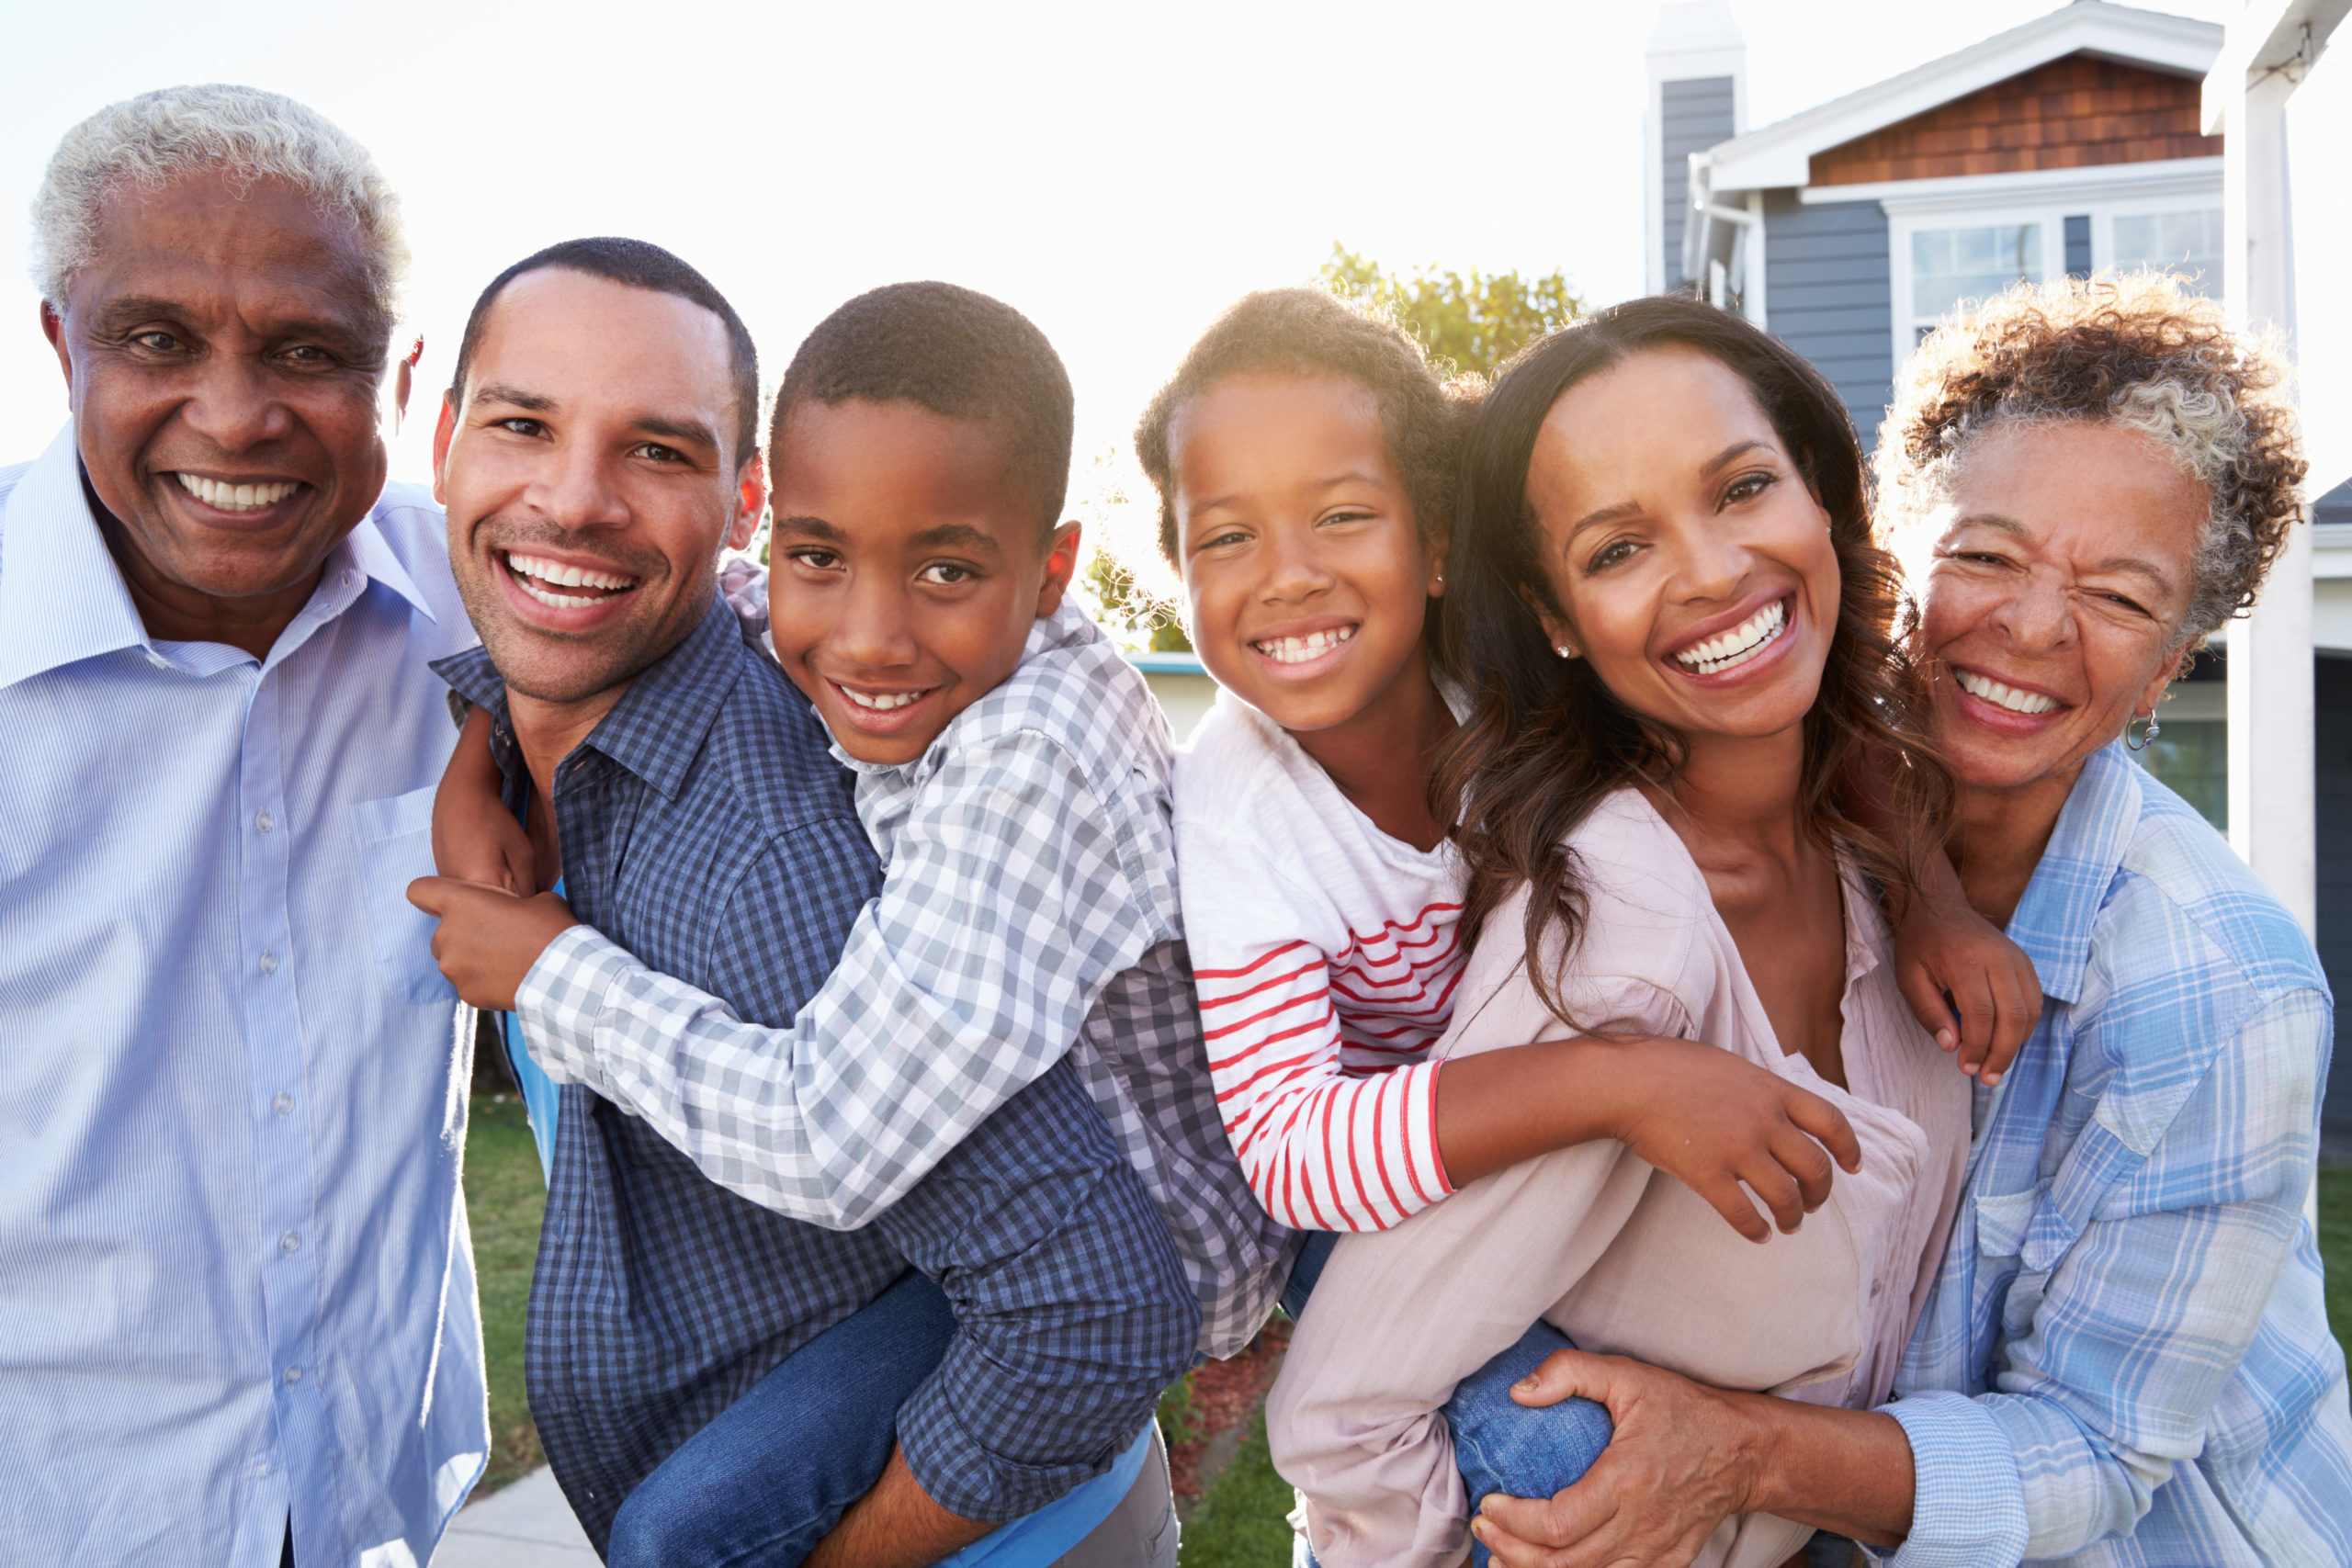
1948, 761, 2082, 929
1646, 724, 1811, 864
1290, 643, 1456, 852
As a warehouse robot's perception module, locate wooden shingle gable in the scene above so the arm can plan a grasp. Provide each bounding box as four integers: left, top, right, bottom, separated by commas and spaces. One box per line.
1809, 53, 2221, 187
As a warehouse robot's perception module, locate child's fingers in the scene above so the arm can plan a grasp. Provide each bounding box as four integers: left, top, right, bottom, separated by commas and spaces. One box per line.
1768, 1125, 1836, 1213
1894, 961, 1962, 1053
1781, 1086, 1862, 1174
1694, 1172, 1773, 1244
1945, 967, 2000, 1069
1979, 955, 2042, 1083
1740, 1160, 1806, 1235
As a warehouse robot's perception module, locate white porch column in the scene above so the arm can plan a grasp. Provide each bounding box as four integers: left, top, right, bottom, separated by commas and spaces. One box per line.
2211, 36, 2317, 941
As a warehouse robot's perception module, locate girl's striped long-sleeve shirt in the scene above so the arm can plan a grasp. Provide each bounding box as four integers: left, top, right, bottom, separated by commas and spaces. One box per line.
1171, 691, 1465, 1233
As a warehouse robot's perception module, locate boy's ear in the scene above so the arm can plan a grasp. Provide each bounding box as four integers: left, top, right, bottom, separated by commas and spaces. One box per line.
1035, 520, 1083, 617
729, 450, 769, 554
430, 392, 458, 506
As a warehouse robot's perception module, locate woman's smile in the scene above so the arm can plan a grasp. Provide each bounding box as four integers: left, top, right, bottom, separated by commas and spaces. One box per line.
1664, 593, 1795, 684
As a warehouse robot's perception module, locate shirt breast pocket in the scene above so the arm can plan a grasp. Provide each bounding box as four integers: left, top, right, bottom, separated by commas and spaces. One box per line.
354, 784, 458, 1006
1973, 1179, 2058, 1344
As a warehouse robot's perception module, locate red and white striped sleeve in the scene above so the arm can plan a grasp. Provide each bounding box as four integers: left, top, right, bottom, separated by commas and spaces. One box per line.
1193, 939, 1453, 1232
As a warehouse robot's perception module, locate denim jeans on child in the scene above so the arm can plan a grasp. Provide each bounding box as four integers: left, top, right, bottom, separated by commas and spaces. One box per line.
605, 1269, 1166, 1568
1283, 1232, 1614, 1568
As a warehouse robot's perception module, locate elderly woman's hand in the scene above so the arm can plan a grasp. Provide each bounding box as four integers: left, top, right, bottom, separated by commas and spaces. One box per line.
1468, 1348, 1758, 1568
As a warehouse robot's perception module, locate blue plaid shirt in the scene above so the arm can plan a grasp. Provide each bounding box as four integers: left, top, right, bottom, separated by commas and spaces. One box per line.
436, 595, 1197, 1549
1882, 743, 2352, 1566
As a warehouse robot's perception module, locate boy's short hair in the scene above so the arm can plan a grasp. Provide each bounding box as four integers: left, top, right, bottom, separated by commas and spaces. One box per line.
449, 236, 762, 469
1133, 288, 1480, 565
772, 282, 1075, 538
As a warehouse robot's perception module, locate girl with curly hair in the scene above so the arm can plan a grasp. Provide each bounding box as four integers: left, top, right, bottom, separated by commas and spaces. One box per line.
1475, 274, 2352, 1568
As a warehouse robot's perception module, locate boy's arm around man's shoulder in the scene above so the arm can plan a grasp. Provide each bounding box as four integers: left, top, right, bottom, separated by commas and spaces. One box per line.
513, 723, 1157, 1231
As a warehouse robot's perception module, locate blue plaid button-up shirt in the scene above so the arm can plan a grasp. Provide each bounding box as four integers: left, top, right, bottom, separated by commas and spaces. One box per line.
1882, 742, 2352, 1566
438, 595, 1197, 1550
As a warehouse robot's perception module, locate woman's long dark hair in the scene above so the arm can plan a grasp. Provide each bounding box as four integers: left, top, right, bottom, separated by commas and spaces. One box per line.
1433, 295, 1951, 1019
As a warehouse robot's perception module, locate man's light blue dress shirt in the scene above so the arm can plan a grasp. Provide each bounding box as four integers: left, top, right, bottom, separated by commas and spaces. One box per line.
0, 426, 488, 1567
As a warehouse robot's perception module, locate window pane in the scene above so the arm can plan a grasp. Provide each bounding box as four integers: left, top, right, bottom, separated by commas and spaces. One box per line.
1912, 223, 2042, 324
2130, 716, 2227, 831
2111, 209, 2224, 296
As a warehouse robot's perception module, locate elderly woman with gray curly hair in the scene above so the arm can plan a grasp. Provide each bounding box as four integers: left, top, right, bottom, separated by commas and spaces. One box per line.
1467, 273, 2352, 1568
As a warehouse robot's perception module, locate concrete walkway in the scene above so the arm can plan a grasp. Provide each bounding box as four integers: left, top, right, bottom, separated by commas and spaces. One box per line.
434, 1468, 596, 1566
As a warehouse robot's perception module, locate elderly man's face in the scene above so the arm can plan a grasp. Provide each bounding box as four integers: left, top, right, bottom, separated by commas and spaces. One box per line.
433, 268, 761, 707
1914, 422, 2205, 797
42, 169, 390, 610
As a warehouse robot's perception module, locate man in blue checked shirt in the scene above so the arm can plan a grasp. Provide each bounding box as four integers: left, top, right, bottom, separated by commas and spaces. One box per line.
407, 239, 1198, 1567
0, 88, 488, 1568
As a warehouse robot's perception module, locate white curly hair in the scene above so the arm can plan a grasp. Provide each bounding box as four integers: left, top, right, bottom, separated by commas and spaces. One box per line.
30, 85, 407, 340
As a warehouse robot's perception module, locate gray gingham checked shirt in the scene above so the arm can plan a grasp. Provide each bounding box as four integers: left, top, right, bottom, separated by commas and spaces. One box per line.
517, 597, 1296, 1358
446, 596, 1198, 1546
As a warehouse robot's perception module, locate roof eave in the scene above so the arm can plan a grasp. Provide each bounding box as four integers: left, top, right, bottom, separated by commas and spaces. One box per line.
1701, 2, 2222, 195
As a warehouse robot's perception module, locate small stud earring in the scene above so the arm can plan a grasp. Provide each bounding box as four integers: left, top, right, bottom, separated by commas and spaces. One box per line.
1555, 645, 1576, 660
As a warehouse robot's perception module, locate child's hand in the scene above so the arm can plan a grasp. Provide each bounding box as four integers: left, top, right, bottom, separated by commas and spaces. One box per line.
1600, 1039, 1863, 1244
434, 705, 536, 896
405, 876, 579, 1011
1892, 859, 2041, 1087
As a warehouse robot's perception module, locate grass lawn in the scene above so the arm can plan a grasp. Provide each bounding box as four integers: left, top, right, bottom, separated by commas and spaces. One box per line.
464, 1095, 547, 1493
460, 1094, 2352, 1560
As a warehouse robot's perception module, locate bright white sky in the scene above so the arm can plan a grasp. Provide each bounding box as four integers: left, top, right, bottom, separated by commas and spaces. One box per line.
0, 0, 2278, 510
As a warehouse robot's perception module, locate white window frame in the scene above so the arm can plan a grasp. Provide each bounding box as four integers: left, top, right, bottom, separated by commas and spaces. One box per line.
1809, 158, 2224, 376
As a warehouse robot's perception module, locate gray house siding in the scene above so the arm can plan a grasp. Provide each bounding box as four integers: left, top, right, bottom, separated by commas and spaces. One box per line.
1662, 77, 1737, 292
2317, 655, 2352, 1130
1762, 191, 1895, 449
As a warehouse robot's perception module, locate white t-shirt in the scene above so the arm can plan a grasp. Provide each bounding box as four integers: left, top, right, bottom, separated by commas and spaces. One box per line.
1171, 688, 1466, 1232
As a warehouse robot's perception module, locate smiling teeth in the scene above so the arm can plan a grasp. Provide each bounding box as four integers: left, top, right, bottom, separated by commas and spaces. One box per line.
1955, 670, 2060, 715
176, 473, 298, 512
842, 686, 928, 711
1675, 600, 1786, 675
506, 552, 639, 592
1254, 626, 1355, 665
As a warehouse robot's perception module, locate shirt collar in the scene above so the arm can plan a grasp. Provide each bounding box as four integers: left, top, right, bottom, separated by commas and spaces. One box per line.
582, 592, 748, 800
435, 592, 746, 804
0, 423, 437, 692
0, 426, 149, 693
2004, 740, 2143, 1006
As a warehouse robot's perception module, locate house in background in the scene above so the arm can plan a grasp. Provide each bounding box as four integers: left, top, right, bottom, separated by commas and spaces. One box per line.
1645, 0, 2352, 1134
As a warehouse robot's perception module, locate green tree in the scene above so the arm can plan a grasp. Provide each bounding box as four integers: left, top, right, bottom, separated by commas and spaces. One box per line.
1319, 243, 1584, 378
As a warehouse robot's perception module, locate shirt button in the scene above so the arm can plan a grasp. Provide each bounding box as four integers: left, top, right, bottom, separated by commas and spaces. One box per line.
255, 810, 274, 833
279, 1231, 300, 1256
274, 1092, 295, 1117
282, 1366, 302, 1386
259, 953, 278, 975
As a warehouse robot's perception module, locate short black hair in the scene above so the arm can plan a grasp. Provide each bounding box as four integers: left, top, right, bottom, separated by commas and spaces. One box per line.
449, 236, 760, 468
771, 281, 1074, 536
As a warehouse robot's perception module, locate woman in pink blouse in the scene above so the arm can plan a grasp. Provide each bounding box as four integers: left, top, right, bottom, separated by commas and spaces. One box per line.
1265, 296, 1972, 1568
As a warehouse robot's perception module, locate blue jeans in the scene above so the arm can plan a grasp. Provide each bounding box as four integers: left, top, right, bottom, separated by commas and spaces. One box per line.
1283, 1232, 1613, 1568
606, 1269, 956, 1568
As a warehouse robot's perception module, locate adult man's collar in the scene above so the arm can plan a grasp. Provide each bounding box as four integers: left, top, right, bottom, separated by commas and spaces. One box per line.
0, 423, 435, 693
2003, 741, 2142, 1007
0, 425, 149, 693
580, 592, 747, 801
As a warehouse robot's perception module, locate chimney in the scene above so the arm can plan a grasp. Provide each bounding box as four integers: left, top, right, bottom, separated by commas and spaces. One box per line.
1645, 1, 1747, 296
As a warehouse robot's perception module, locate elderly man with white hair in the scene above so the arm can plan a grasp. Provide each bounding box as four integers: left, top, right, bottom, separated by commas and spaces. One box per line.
0, 87, 482, 1567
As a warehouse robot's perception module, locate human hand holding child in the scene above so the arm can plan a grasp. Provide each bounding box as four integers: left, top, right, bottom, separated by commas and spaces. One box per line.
405, 877, 578, 1012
